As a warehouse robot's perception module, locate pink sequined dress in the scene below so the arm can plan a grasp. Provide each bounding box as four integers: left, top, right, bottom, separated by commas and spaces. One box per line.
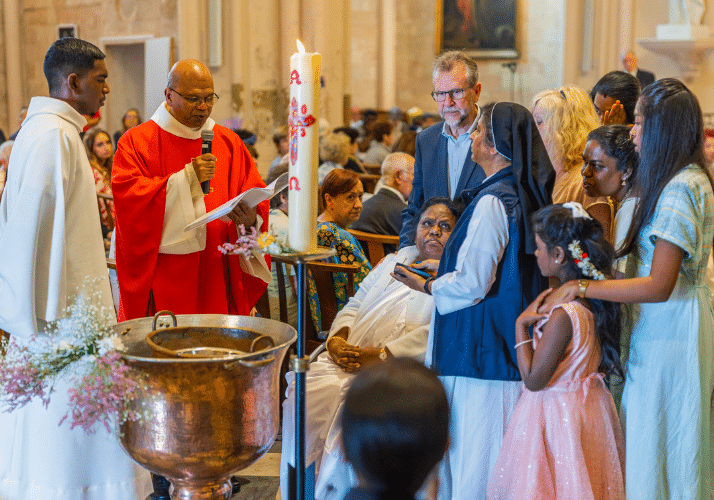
487, 301, 625, 499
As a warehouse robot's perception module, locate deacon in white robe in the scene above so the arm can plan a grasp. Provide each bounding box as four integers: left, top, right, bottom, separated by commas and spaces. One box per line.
0, 94, 151, 499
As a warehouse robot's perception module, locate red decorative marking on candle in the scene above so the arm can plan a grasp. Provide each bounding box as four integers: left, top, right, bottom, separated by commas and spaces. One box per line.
290, 70, 302, 85
289, 176, 300, 191
288, 97, 317, 164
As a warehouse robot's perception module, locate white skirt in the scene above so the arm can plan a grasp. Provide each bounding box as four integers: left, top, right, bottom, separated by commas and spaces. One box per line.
0, 376, 152, 500
438, 376, 522, 500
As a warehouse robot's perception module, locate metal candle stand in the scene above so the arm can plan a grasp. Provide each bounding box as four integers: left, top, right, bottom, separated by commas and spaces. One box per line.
274, 247, 336, 500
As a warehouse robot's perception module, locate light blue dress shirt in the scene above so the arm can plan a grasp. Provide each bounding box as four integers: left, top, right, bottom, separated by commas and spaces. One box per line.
441, 117, 478, 199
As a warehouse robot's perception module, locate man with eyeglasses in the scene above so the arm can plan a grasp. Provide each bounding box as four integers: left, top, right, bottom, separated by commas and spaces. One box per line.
112, 59, 269, 328
399, 51, 485, 249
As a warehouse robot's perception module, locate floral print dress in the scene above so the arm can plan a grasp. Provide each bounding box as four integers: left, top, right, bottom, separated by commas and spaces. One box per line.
92, 163, 114, 230
308, 222, 371, 332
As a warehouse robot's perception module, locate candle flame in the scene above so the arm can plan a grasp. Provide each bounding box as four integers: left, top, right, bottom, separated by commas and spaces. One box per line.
296, 39, 306, 54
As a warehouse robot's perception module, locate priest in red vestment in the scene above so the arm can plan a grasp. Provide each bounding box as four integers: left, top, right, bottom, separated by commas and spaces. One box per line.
112, 59, 269, 321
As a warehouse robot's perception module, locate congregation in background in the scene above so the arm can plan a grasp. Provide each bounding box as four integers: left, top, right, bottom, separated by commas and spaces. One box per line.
1, 30, 714, 500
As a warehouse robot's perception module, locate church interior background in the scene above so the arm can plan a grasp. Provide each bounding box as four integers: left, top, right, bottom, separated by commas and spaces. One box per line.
0, 0, 712, 177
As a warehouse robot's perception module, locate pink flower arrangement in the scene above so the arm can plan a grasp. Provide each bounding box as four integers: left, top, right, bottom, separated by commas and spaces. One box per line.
218, 224, 259, 256
61, 351, 145, 433
0, 290, 146, 434
218, 223, 295, 256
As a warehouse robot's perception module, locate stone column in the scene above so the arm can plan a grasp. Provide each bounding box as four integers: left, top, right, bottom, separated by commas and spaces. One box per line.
3, 0, 22, 135
177, 0, 204, 60
301, 0, 350, 130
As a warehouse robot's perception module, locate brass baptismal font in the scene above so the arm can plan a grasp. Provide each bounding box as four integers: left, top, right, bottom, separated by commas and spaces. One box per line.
116, 312, 296, 500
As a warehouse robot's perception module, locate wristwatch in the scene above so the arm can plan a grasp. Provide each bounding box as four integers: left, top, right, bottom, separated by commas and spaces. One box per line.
578, 279, 589, 298
379, 348, 388, 361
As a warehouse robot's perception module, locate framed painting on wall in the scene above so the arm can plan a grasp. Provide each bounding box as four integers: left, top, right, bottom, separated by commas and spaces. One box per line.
435, 0, 518, 59
57, 24, 78, 39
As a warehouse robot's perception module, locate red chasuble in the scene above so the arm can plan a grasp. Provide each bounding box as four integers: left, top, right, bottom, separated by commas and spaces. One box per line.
112, 121, 269, 320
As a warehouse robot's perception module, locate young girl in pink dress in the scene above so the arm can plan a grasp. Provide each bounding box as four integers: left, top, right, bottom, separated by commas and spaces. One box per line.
487, 202, 625, 499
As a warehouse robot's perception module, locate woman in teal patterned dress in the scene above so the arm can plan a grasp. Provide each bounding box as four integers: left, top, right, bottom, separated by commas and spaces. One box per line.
541, 78, 714, 500
310, 169, 372, 332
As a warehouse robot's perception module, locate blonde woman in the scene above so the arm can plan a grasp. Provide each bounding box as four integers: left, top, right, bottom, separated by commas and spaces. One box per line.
532, 86, 612, 240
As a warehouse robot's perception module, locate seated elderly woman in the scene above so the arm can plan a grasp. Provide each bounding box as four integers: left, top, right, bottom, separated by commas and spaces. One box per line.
318, 131, 353, 185
310, 169, 372, 332
281, 197, 463, 500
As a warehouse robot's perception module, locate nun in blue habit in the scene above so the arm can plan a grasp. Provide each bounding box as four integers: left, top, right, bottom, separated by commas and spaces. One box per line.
393, 101, 555, 500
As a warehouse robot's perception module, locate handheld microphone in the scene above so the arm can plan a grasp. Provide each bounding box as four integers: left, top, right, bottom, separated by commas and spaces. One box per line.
201, 129, 214, 194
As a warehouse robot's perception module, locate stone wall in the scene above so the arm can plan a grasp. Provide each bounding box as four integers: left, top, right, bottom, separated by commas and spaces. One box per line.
354, 0, 643, 115
354, 0, 569, 115
633, 0, 714, 115
11, 0, 178, 134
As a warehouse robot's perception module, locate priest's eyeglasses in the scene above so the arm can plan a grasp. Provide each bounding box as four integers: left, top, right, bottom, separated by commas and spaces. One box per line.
431, 87, 470, 102
168, 88, 220, 106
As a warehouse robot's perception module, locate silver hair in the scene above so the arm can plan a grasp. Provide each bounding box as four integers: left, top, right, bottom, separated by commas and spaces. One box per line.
432, 51, 479, 87
319, 132, 352, 164
381, 152, 415, 183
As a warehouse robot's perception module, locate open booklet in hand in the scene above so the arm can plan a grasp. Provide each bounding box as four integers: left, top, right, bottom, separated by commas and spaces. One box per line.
184, 172, 289, 232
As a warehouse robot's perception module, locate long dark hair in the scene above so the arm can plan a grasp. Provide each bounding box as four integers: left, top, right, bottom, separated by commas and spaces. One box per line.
531, 204, 623, 379
619, 78, 714, 258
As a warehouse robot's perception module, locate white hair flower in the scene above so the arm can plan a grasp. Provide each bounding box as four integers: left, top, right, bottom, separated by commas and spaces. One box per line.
567, 240, 605, 280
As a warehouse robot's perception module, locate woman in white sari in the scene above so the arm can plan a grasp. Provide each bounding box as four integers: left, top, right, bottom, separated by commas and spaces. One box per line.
280, 198, 462, 500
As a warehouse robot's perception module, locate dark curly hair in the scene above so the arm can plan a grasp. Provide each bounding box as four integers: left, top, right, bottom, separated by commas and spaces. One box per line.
531, 204, 623, 379
586, 125, 638, 194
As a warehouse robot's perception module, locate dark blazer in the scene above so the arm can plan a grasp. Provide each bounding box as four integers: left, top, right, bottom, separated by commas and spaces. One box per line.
399, 122, 485, 247
352, 187, 405, 236
352, 187, 405, 254
636, 68, 655, 89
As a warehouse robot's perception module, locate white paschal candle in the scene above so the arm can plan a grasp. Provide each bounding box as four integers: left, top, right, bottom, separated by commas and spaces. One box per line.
288, 40, 321, 253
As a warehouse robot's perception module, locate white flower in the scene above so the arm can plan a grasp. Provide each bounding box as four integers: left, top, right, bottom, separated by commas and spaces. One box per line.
96, 337, 113, 355
111, 336, 125, 351
58, 340, 72, 351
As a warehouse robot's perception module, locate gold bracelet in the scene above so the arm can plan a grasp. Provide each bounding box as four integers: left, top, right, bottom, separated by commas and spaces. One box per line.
578, 279, 590, 298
